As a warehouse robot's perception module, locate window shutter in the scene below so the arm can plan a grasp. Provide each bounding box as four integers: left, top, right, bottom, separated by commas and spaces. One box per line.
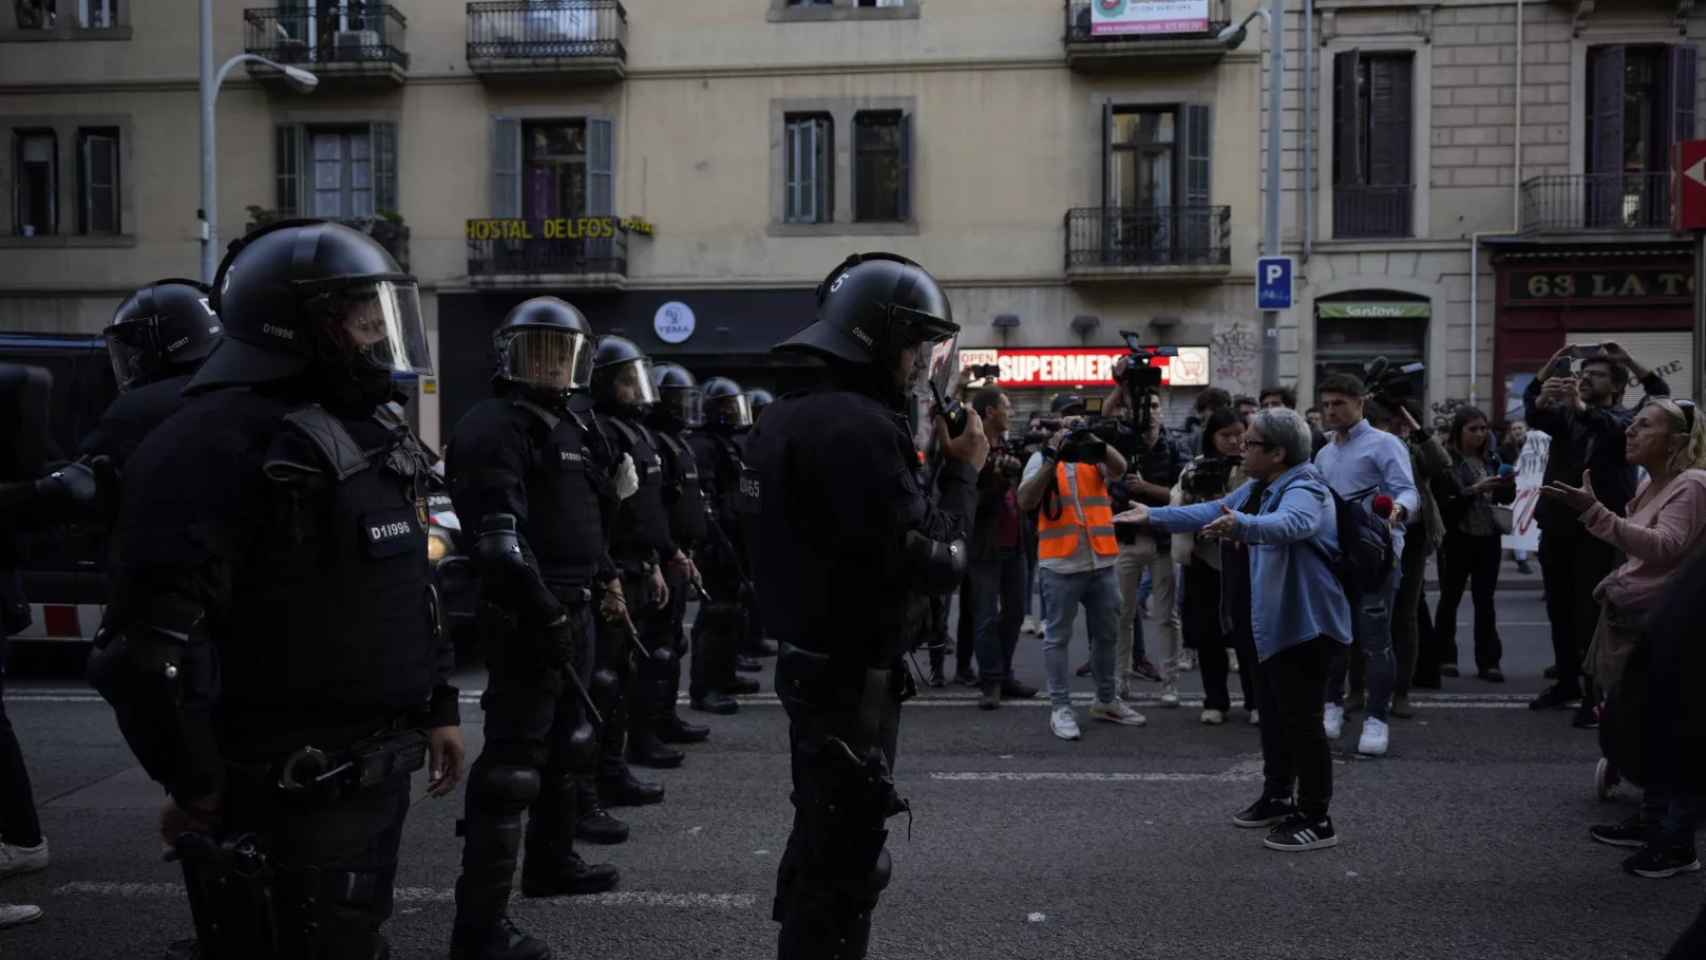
1101, 100, 1113, 208
491, 116, 519, 218
1333, 48, 1363, 187
371, 121, 397, 215
275, 123, 302, 216
588, 117, 613, 215
1671, 44, 1699, 147
1367, 56, 1412, 186
1589, 46, 1627, 227
784, 120, 801, 222
897, 111, 912, 221
1182, 104, 1212, 208
822, 117, 835, 223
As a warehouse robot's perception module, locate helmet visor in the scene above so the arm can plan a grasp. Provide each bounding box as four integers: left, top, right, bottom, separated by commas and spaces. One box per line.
604, 358, 660, 407
103, 320, 157, 392
324, 279, 433, 377
660, 386, 703, 427
709, 393, 754, 429
498, 327, 595, 392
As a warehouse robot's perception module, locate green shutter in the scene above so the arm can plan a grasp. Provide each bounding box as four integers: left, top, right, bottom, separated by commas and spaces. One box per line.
491, 116, 519, 218
275, 123, 302, 216
372, 121, 397, 215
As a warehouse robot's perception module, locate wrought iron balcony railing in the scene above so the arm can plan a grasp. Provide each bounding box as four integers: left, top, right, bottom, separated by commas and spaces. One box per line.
244, 5, 409, 69
1520, 173, 1673, 233
466, 0, 626, 62
466, 217, 628, 279
1065, 205, 1231, 271
1332, 184, 1415, 239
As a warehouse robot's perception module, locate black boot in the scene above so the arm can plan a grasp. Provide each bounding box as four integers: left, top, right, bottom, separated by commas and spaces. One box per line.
746, 636, 779, 657
598, 766, 665, 807
690, 691, 739, 715
521, 775, 620, 898
451, 763, 547, 960
626, 728, 685, 769
728, 675, 761, 695
659, 710, 710, 744
735, 654, 764, 674
574, 777, 630, 845
449, 919, 551, 960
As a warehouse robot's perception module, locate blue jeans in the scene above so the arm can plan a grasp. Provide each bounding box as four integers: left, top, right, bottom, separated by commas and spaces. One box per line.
1327, 562, 1399, 722
1039, 565, 1120, 708
971, 550, 1028, 684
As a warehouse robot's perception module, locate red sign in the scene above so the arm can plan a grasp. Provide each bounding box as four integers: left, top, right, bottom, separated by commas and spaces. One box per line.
959, 347, 1210, 388
1674, 140, 1706, 231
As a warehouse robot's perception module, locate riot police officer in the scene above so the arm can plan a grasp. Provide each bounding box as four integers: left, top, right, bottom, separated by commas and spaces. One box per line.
643, 363, 714, 745
445, 297, 622, 960
687, 378, 761, 713
745, 387, 774, 423
590, 336, 686, 783
90, 219, 465, 960
737, 388, 779, 663
80, 279, 222, 465
748, 252, 988, 960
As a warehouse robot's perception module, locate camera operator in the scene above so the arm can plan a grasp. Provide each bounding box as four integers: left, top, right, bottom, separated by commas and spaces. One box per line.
1314, 373, 1419, 758
1524, 342, 1670, 727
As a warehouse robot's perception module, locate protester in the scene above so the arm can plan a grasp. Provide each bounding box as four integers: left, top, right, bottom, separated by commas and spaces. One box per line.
1234, 395, 1259, 426
1314, 374, 1419, 757
1126, 407, 1353, 851
1435, 406, 1515, 683
1373, 400, 1452, 716
1263, 385, 1328, 456
1171, 408, 1254, 724
1542, 398, 1706, 878
1525, 342, 1669, 728
1498, 420, 1533, 575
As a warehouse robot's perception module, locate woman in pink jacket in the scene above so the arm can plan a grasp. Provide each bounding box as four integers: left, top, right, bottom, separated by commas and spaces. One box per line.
1542, 397, 1706, 880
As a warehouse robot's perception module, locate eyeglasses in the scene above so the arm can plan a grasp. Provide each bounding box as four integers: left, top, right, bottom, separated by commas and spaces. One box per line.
1240, 439, 1276, 451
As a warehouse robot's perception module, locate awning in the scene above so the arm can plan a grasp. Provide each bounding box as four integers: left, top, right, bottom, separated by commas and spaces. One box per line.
1315, 302, 1430, 320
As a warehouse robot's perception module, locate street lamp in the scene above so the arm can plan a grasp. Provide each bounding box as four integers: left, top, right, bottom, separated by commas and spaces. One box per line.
1220, 1, 1285, 394
199, 0, 318, 283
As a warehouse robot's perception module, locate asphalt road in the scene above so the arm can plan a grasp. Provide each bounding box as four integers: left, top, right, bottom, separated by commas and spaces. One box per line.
2, 584, 1700, 960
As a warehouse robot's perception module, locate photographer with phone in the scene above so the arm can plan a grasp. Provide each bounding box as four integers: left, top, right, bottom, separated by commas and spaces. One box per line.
1524, 342, 1670, 727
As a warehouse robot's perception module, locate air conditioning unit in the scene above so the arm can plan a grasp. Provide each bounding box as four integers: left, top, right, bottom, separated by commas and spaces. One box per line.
334, 29, 380, 54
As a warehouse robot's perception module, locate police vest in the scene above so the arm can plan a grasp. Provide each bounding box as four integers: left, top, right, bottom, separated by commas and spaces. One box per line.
239, 401, 437, 722
601, 415, 672, 563
653, 428, 708, 547
1037, 462, 1119, 561
513, 398, 610, 586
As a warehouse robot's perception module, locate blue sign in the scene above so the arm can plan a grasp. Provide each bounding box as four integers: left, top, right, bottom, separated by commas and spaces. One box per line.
1256, 256, 1294, 310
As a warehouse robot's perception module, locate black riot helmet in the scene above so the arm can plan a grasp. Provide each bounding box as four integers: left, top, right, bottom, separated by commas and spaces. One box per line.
492, 296, 596, 403
591, 334, 658, 415
745, 388, 774, 422
104, 279, 223, 392
189, 219, 431, 399
700, 377, 752, 431
650, 362, 700, 428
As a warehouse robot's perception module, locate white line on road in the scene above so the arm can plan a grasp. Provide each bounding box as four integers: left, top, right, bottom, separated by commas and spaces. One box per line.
52, 881, 756, 910
930, 771, 1262, 783
5, 692, 1540, 709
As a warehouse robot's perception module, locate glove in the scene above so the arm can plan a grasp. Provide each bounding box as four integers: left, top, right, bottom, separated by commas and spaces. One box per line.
35, 460, 100, 505
614, 453, 639, 500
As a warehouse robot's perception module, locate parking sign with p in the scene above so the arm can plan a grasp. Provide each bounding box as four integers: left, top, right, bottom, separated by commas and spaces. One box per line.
1257, 256, 1294, 311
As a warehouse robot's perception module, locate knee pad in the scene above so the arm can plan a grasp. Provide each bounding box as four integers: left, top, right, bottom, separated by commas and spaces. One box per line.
867, 847, 892, 895
469, 763, 540, 814
590, 667, 620, 709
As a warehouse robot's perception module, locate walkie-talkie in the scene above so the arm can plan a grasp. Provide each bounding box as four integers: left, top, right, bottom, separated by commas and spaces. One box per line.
930, 378, 967, 439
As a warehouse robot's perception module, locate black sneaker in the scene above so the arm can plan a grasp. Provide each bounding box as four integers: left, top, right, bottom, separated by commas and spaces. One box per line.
1440, 664, 1460, 678
1591, 815, 1656, 849
1529, 683, 1582, 711
1074, 660, 1092, 678
1544, 665, 1559, 680
1130, 657, 1163, 683
1263, 814, 1339, 852
1232, 796, 1296, 829
1623, 843, 1703, 879
1572, 701, 1600, 729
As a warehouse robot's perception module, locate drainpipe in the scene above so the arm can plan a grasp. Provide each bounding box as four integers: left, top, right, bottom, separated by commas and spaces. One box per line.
1303, 0, 1315, 261
1468, 0, 1525, 410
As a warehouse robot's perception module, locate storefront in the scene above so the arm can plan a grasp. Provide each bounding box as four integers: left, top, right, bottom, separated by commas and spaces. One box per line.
1489, 244, 1694, 423
955, 345, 1212, 425
1313, 295, 1431, 411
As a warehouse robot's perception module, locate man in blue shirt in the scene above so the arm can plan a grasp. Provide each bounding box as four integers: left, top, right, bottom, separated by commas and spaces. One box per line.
1312, 374, 1418, 758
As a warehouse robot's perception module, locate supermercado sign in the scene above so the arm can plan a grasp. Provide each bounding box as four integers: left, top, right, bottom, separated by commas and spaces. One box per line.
959, 347, 1210, 388
465, 216, 656, 242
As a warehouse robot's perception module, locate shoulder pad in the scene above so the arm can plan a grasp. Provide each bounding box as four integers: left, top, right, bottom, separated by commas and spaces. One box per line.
273, 405, 370, 481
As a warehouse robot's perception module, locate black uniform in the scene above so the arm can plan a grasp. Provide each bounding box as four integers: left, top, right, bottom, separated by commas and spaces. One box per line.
749, 388, 977, 959
446, 394, 622, 945
687, 427, 751, 703
100, 388, 456, 959
77, 372, 194, 466
646, 417, 711, 736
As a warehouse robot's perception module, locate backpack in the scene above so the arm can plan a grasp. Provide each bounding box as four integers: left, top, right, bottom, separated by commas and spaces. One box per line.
1323, 485, 1394, 602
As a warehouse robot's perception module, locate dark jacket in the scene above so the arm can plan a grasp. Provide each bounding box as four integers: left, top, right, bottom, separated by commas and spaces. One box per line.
969, 445, 1023, 561
1524, 371, 1670, 534
1643, 542, 1706, 793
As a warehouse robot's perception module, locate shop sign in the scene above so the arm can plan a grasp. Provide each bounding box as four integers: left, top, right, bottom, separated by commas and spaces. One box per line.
465, 216, 655, 242
1506, 268, 1693, 305
1315, 302, 1430, 320
1090, 0, 1210, 35
959, 347, 1210, 388
653, 301, 696, 344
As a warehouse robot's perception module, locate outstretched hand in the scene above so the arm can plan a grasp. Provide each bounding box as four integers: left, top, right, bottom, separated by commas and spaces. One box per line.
1540, 473, 1596, 514
1201, 504, 1243, 541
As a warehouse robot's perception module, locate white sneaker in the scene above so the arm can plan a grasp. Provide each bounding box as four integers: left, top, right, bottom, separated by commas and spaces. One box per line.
1248, 708, 1261, 726
1176, 650, 1196, 672
0, 904, 41, 929
1089, 699, 1148, 726
1228, 651, 1240, 673
0, 839, 49, 880
1324, 704, 1345, 739
1022, 616, 1040, 636
1050, 706, 1082, 740
1159, 682, 1181, 707
1201, 709, 1226, 725
1357, 717, 1390, 757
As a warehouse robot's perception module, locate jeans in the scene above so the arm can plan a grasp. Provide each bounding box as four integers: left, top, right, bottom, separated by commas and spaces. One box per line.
971, 550, 1028, 685
0, 636, 42, 848
1039, 565, 1120, 708
1391, 526, 1430, 699
1435, 530, 1504, 672
1184, 560, 1255, 712
1328, 562, 1399, 722
954, 575, 976, 676
1539, 531, 1616, 695
1117, 539, 1179, 682
1258, 636, 1335, 819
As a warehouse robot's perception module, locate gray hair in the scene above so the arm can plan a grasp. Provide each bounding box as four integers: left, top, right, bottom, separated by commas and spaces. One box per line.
1250, 407, 1313, 466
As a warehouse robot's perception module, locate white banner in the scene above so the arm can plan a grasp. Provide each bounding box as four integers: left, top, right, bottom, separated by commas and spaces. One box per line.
1091, 0, 1212, 36
1501, 430, 1550, 553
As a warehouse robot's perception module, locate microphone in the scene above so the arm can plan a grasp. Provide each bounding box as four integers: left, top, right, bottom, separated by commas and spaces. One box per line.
1371, 494, 1394, 519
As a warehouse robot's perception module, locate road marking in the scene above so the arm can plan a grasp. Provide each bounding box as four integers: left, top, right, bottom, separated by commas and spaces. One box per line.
51, 881, 756, 910
5, 692, 1540, 709
931, 771, 1262, 783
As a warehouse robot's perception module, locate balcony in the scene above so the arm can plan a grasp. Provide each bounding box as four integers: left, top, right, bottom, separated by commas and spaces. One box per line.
244, 5, 408, 88
1520, 173, 1674, 235
1064, 0, 1232, 72
466, 0, 626, 81
466, 217, 629, 289
1332, 184, 1414, 240
1065, 206, 1232, 283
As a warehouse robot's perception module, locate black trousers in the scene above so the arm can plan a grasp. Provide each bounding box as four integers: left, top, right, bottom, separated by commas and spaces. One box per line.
1184, 561, 1254, 713
690, 561, 744, 699
1435, 530, 1504, 672
1539, 531, 1617, 694
0, 636, 42, 848
636, 564, 688, 734
1256, 636, 1334, 820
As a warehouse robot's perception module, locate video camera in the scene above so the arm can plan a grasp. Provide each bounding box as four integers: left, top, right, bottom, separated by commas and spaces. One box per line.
1363, 356, 1425, 408
1183, 455, 1240, 499
1115, 333, 1177, 435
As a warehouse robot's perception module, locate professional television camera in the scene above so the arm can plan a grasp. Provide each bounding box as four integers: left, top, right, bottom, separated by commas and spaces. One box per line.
1362, 355, 1425, 408
1182, 454, 1240, 500
1114, 332, 1177, 436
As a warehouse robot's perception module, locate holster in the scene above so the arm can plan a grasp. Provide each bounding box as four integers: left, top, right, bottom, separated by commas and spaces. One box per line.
175, 832, 282, 959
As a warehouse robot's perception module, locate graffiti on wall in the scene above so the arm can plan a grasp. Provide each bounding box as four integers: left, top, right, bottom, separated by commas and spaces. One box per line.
1210, 324, 1258, 393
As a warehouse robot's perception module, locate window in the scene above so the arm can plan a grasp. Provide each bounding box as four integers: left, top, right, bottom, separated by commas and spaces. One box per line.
78, 0, 112, 28
521, 120, 589, 219
275, 122, 398, 218
785, 114, 833, 224
15, 0, 54, 29
1586, 45, 1697, 229
14, 130, 56, 237
1332, 50, 1414, 238
853, 111, 910, 222
1095, 104, 1213, 260
77, 127, 119, 234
